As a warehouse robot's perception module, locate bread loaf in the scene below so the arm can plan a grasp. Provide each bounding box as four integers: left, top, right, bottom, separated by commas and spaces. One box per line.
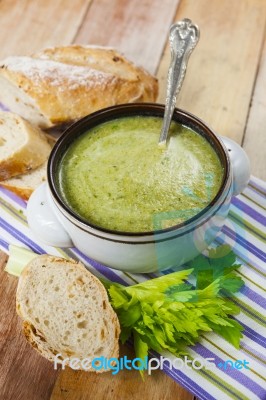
16, 255, 120, 370
0, 161, 47, 200
0, 45, 158, 128
0, 112, 51, 180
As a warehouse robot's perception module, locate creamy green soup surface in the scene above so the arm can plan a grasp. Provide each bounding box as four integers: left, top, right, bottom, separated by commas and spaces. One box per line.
57, 116, 223, 232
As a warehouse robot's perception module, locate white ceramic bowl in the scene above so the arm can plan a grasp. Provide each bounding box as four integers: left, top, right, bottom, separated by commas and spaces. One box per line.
27, 104, 250, 273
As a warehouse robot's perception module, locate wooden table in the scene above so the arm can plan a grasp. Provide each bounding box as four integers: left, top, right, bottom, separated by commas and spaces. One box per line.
0, 1, 265, 399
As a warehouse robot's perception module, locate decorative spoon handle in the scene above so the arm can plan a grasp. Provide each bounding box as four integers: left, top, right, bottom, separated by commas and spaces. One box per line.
159, 19, 200, 145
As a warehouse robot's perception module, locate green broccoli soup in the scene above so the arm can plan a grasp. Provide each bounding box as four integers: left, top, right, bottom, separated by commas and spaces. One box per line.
57, 116, 223, 232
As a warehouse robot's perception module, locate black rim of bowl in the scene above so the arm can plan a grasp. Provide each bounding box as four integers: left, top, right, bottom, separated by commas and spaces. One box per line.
48, 103, 230, 237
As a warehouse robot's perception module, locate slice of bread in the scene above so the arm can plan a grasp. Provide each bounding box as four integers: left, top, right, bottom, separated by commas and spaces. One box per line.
0, 160, 47, 200
0, 45, 158, 128
0, 111, 51, 180
16, 255, 120, 371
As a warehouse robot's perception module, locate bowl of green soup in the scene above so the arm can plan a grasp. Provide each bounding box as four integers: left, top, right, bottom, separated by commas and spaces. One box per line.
27, 104, 250, 273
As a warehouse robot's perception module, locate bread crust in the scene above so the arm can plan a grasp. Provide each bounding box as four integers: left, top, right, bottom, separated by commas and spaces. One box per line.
0, 183, 32, 199
0, 112, 51, 180
16, 255, 120, 371
0, 160, 48, 200
0, 45, 158, 128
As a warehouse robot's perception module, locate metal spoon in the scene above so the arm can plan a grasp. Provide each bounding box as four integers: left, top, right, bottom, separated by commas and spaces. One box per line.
159, 19, 200, 146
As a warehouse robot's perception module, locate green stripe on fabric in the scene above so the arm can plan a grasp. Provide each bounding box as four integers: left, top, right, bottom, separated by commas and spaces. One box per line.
223, 247, 266, 279
237, 270, 266, 293
0, 200, 138, 285
248, 183, 266, 198
239, 260, 266, 279
67, 248, 135, 284
229, 211, 266, 241
0, 201, 76, 262
231, 297, 266, 327
54, 247, 72, 260
242, 192, 266, 211
185, 354, 250, 400
204, 337, 266, 383
240, 345, 266, 365
124, 272, 140, 284
0, 199, 27, 225
0, 201, 136, 286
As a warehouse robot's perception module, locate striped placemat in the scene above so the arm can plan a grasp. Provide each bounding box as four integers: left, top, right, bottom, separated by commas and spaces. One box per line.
0, 176, 265, 400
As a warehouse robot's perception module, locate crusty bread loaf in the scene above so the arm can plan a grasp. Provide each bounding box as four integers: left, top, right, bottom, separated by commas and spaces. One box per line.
16, 255, 120, 370
0, 111, 51, 180
0, 160, 47, 200
0, 45, 158, 128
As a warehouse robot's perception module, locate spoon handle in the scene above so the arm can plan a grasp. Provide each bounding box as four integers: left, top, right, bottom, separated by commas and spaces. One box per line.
159, 19, 200, 145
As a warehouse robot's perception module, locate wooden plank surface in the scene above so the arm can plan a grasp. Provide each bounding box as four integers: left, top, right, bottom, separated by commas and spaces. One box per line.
0, 1, 194, 399
243, 36, 266, 180
48, 0, 194, 398
157, 0, 266, 145
51, 345, 193, 400
0, 0, 92, 58
74, 0, 180, 74
0, 252, 59, 400
0, 0, 265, 399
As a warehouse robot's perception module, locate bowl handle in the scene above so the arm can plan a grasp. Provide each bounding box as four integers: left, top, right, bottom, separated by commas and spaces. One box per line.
220, 136, 250, 196
27, 183, 73, 247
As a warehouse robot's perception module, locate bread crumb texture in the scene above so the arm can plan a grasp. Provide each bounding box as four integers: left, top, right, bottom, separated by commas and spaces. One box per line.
16, 256, 120, 370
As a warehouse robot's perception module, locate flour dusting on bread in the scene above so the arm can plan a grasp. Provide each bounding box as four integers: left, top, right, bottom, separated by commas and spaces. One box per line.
2, 56, 114, 89
0, 45, 158, 128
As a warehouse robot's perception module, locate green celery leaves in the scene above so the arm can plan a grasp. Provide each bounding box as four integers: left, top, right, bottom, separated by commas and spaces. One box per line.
104, 245, 245, 371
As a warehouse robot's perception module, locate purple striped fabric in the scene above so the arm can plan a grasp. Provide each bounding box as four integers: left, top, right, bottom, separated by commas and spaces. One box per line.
0, 177, 265, 400
0, 186, 27, 207
72, 248, 128, 285
215, 235, 266, 275
249, 179, 266, 195
221, 225, 266, 262
232, 197, 266, 226
0, 216, 46, 253
239, 322, 266, 347
164, 367, 217, 400
241, 343, 266, 363
239, 286, 266, 309
0, 236, 8, 250
192, 343, 266, 397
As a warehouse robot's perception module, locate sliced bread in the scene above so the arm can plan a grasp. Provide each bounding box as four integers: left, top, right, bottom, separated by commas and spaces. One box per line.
16, 255, 120, 371
0, 45, 158, 128
0, 111, 51, 180
0, 160, 47, 200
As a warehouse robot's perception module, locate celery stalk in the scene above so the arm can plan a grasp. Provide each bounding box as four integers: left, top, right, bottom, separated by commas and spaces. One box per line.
5, 245, 38, 277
